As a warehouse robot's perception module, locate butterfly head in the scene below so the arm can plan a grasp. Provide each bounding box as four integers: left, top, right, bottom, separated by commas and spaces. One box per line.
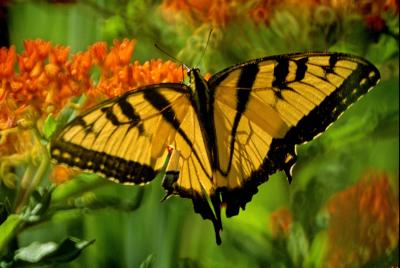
187, 67, 201, 81
187, 67, 209, 96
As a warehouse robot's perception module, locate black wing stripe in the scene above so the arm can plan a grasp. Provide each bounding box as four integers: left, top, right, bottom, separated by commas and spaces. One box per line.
327, 54, 338, 73
118, 97, 141, 126
143, 90, 183, 132
272, 57, 289, 88
101, 106, 120, 125
295, 57, 308, 81
143, 89, 212, 178
224, 63, 259, 175
51, 140, 157, 183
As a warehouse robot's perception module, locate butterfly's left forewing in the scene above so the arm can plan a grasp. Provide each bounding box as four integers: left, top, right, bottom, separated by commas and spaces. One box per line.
208, 52, 380, 217
51, 84, 213, 190
51, 83, 223, 241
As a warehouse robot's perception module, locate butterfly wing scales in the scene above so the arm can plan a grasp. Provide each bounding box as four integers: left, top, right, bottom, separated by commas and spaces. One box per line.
51, 83, 222, 241
51, 84, 213, 191
208, 52, 380, 217
50, 52, 380, 245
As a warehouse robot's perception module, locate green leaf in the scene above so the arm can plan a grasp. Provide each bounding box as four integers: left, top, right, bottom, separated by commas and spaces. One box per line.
43, 114, 58, 140
13, 237, 95, 266
14, 241, 57, 263
50, 173, 145, 212
0, 215, 23, 257
27, 187, 54, 219
290, 179, 329, 237
139, 254, 155, 268
286, 222, 309, 267
304, 231, 328, 268
51, 173, 107, 204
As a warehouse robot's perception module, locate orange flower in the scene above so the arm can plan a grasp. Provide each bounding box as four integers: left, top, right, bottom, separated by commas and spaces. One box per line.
384, 0, 399, 14
112, 39, 135, 66
0, 46, 16, 79
49, 45, 70, 65
248, 0, 283, 25
68, 51, 93, 82
324, 172, 399, 268
0, 38, 185, 188
269, 207, 293, 238
162, 0, 398, 27
93, 59, 183, 99
0, 39, 184, 135
0, 41, 73, 118
18, 40, 51, 73
203, 73, 212, 81
50, 165, 76, 185
102, 39, 135, 71
248, 0, 398, 26
161, 0, 243, 26
89, 41, 108, 64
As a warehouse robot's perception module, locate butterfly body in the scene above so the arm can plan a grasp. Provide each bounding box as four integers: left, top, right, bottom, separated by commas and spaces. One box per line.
186, 68, 218, 169
51, 52, 380, 244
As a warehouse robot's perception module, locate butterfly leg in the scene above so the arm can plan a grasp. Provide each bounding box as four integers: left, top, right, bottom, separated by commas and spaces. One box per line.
161, 145, 180, 201
283, 146, 297, 184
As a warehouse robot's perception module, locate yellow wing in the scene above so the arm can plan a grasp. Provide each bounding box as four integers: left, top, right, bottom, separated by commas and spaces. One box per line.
50, 84, 218, 225
208, 52, 380, 217
50, 52, 380, 245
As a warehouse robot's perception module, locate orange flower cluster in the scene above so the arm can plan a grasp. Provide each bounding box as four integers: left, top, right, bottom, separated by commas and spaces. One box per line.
0, 39, 183, 159
1, 40, 73, 126
162, 0, 398, 26
268, 207, 293, 238
92, 42, 184, 99
0, 39, 184, 132
162, 0, 247, 26
253, 0, 399, 25
324, 172, 399, 268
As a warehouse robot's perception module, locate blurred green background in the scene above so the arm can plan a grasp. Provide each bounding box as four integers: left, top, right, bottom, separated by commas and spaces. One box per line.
1, 0, 399, 267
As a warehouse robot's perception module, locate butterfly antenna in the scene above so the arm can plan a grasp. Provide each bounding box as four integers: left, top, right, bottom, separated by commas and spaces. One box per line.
154, 43, 190, 72
196, 28, 213, 68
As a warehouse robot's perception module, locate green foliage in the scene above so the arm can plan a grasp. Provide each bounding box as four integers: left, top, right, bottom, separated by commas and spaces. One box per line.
51, 173, 145, 211
1, 0, 398, 267
304, 231, 328, 268
286, 223, 309, 267
43, 115, 58, 141
0, 215, 23, 258
4, 237, 94, 267
139, 254, 155, 268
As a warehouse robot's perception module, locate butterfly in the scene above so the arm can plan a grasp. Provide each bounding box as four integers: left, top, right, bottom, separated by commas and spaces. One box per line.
50, 52, 380, 244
